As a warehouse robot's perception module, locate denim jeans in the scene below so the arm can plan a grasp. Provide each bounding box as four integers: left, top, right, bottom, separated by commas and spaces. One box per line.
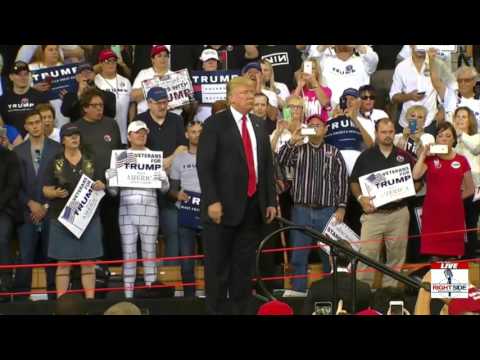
0, 214, 13, 286
290, 206, 335, 292
158, 193, 180, 266
14, 220, 56, 299
178, 226, 198, 297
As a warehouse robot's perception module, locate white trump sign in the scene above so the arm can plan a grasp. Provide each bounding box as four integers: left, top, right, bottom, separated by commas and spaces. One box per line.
108, 150, 164, 189
320, 215, 360, 255
141, 69, 194, 110
359, 164, 416, 208
58, 175, 105, 239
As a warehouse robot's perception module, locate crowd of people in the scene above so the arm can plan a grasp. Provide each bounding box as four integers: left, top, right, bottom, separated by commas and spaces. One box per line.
0, 45, 479, 315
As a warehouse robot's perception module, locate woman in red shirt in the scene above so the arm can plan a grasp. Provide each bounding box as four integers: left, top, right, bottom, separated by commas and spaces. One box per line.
413, 122, 475, 258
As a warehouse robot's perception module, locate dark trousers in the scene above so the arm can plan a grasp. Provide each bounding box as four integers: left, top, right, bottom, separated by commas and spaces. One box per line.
100, 194, 122, 261
463, 196, 480, 259
406, 196, 430, 263
0, 214, 13, 292
202, 194, 262, 315
14, 221, 56, 300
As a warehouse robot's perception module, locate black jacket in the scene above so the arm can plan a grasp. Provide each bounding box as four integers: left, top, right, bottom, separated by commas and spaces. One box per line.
197, 109, 276, 226
60, 86, 116, 121
302, 272, 372, 315
0, 146, 21, 219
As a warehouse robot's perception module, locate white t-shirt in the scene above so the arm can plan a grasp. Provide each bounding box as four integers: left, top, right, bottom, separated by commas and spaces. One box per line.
132, 67, 181, 116
95, 73, 132, 144
270, 82, 290, 102
357, 108, 388, 142
193, 105, 212, 123
390, 56, 438, 128
28, 62, 70, 128
262, 88, 278, 108
316, 46, 378, 106
443, 85, 480, 128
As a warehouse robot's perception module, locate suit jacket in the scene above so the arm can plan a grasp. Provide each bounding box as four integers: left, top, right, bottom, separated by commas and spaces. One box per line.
302, 272, 372, 315
197, 109, 276, 226
13, 138, 62, 224
0, 146, 21, 219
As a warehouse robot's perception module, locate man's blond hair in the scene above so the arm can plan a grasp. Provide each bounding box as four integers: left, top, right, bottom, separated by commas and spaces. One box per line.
226, 77, 255, 104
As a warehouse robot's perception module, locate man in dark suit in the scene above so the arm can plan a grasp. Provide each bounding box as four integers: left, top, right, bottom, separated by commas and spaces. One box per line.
0, 129, 20, 300
197, 76, 277, 315
13, 110, 61, 300
303, 239, 372, 315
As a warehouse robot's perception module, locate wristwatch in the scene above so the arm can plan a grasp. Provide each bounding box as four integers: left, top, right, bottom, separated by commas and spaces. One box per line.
43, 203, 50, 210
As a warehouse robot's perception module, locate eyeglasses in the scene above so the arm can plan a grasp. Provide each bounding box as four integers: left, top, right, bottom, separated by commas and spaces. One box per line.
88, 103, 104, 108
288, 105, 303, 110
103, 59, 117, 64
457, 77, 475, 83
360, 95, 376, 100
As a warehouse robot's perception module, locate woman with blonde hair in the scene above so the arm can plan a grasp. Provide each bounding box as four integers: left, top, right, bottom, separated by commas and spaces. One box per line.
394, 105, 428, 159
292, 58, 331, 122
260, 59, 290, 109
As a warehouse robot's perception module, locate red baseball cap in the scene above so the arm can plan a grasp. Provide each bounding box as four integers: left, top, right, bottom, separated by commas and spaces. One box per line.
448, 286, 480, 315
151, 45, 169, 58
98, 49, 118, 63
306, 114, 327, 124
257, 300, 294, 316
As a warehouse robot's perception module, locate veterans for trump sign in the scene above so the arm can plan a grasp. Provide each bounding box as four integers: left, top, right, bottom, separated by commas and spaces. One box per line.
31, 63, 80, 100
191, 70, 240, 104
108, 150, 164, 189
359, 164, 416, 208
141, 69, 194, 109
58, 175, 105, 239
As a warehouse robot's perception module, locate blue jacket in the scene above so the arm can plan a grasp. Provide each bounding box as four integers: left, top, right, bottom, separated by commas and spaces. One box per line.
14, 138, 62, 224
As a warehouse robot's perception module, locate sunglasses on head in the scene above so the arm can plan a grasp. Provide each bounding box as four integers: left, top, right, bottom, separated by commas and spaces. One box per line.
360, 95, 376, 100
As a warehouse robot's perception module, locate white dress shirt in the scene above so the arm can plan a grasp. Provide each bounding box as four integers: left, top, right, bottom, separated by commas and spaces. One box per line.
390, 57, 438, 128
230, 106, 258, 183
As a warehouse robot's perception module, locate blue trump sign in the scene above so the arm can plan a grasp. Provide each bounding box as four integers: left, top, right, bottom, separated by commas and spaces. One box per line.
31, 63, 80, 100
178, 191, 202, 230
191, 70, 240, 104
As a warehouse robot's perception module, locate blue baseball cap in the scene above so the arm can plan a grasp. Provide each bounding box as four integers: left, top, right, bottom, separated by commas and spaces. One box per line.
60, 124, 81, 139
342, 88, 359, 98
77, 62, 94, 73
241, 62, 261, 75
147, 87, 168, 101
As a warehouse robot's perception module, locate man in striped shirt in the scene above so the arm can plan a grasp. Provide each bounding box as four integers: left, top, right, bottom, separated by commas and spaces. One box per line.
278, 114, 349, 294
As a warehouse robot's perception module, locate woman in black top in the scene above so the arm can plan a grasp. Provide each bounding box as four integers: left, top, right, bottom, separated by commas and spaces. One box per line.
43, 124, 105, 299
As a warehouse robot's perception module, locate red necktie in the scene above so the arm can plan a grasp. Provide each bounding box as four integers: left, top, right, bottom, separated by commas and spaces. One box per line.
241, 114, 257, 197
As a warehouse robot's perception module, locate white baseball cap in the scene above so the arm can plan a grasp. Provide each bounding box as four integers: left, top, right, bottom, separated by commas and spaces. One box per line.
199, 49, 220, 62
128, 120, 149, 134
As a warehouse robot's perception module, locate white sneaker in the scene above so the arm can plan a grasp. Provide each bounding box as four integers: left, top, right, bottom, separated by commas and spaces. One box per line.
282, 290, 307, 297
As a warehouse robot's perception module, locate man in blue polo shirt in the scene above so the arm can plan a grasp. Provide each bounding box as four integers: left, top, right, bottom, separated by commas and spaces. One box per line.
136, 87, 188, 266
